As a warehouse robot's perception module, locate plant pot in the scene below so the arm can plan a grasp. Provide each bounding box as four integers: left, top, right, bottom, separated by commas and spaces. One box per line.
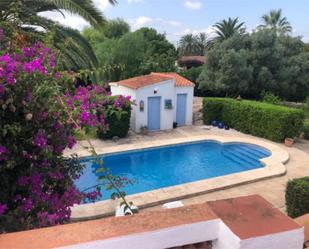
284, 138, 294, 147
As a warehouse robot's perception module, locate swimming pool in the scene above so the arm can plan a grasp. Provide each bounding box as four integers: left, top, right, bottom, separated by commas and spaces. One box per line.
75, 141, 271, 201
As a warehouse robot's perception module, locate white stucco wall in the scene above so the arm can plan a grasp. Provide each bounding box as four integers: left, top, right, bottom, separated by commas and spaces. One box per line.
213, 221, 241, 249
135, 79, 175, 132
109, 84, 137, 132
110, 80, 194, 132
240, 228, 304, 249
175, 86, 194, 126
58, 219, 220, 249
57, 217, 303, 249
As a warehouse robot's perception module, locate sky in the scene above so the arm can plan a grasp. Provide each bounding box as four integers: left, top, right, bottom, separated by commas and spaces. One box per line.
42, 0, 309, 45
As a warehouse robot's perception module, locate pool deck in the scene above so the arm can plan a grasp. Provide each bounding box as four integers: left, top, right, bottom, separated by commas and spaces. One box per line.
64, 126, 309, 220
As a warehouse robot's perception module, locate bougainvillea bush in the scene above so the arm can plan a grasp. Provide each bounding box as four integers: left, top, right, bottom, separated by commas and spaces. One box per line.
64, 87, 131, 139
0, 31, 91, 232
0, 25, 134, 232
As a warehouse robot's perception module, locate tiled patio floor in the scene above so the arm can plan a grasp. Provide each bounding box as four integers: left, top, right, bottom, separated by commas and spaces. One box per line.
65, 125, 309, 214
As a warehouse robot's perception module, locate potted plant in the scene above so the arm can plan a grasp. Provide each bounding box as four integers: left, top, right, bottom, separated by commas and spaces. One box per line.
284, 138, 294, 147
140, 125, 148, 135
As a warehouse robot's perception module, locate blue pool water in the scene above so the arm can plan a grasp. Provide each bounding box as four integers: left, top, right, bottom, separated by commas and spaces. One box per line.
75, 141, 271, 200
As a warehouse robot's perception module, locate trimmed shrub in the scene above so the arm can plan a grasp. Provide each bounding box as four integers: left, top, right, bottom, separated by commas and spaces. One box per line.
97, 96, 131, 139
202, 98, 304, 141
285, 177, 309, 218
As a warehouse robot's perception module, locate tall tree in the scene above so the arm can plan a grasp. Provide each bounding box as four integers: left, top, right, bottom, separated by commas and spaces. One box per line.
212, 17, 245, 42
258, 9, 292, 34
196, 32, 208, 55
178, 33, 208, 56
178, 34, 199, 56
103, 18, 130, 39
0, 0, 117, 70
90, 26, 176, 81
198, 30, 309, 101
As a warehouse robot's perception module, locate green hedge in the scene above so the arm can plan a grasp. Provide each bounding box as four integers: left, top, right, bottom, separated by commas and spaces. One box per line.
285, 177, 309, 218
202, 98, 304, 141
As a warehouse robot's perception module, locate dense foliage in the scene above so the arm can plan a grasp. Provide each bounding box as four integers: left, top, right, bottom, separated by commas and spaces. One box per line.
286, 177, 309, 218
198, 30, 309, 101
64, 88, 132, 139
83, 25, 177, 81
179, 66, 204, 96
0, 0, 114, 71
97, 96, 131, 139
202, 98, 304, 141
0, 40, 85, 232
178, 33, 208, 56
0, 25, 132, 231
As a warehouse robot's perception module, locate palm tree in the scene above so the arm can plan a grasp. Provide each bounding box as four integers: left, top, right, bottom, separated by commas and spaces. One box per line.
258, 9, 292, 34
0, 0, 117, 70
212, 17, 245, 42
196, 32, 208, 55
178, 34, 198, 56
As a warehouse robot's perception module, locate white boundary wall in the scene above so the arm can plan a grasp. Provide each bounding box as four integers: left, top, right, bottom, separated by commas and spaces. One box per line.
58, 218, 304, 249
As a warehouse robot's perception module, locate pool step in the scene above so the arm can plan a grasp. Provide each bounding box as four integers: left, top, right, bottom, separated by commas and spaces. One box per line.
227, 147, 263, 162
222, 150, 260, 168
237, 145, 270, 158
222, 145, 267, 167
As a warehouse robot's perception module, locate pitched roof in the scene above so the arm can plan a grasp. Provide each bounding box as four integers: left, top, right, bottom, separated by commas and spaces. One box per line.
111, 74, 172, 90
151, 72, 195, 87
111, 72, 194, 90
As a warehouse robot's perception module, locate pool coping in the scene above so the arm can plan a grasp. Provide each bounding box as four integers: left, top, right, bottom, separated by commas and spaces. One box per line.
70, 135, 289, 221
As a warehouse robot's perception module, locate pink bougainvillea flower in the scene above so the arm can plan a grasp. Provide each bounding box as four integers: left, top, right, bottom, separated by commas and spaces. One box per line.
33, 130, 48, 148
0, 145, 8, 161
0, 203, 7, 215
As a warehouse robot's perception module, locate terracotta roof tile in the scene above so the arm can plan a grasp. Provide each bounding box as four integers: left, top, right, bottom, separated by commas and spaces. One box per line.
112, 74, 173, 89
112, 73, 194, 89
151, 72, 194, 87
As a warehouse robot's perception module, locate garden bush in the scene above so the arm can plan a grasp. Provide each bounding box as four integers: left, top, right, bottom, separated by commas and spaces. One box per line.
261, 91, 281, 105
0, 27, 110, 232
65, 87, 132, 140
202, 98, 304, 141
285, 177, 309, 218
0, 41, 86, 231
97, 95, 131, 139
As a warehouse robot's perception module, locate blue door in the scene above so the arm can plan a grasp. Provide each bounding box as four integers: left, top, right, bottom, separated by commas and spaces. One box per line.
148, 97, 161, 131
176, 94, 187, 126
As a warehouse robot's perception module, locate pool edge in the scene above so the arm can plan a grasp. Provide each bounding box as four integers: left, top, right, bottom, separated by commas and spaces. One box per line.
70, 135, 288, 221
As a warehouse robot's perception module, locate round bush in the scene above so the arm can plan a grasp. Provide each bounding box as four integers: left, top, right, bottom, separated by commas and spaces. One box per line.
285, 177, 309, 218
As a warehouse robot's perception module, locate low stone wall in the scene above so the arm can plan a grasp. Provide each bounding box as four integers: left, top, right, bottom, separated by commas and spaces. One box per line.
0, 195, 304, 249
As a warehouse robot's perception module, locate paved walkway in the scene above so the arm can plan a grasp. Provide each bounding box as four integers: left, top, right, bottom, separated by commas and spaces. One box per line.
66, 126, 309, 214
